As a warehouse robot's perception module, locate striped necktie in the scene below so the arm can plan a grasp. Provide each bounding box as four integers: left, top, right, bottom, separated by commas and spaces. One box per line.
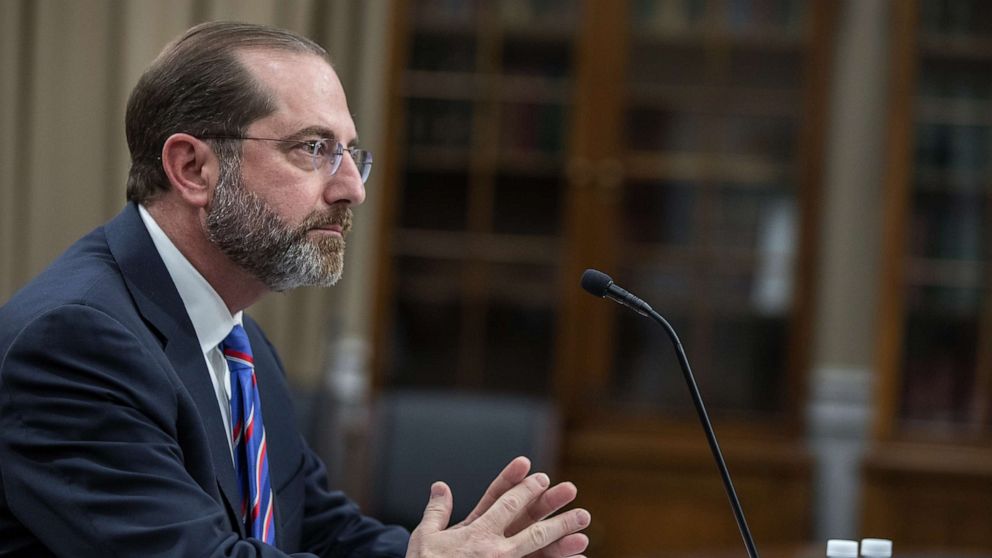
221, 324, 276, 544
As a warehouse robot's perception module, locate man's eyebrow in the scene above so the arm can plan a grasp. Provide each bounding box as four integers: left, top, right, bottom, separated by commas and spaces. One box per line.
283, 126, 335, 141
284, 126, 359, 147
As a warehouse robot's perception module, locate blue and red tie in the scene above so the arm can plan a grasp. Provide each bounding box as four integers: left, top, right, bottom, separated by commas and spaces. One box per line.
221, 324, 276, 544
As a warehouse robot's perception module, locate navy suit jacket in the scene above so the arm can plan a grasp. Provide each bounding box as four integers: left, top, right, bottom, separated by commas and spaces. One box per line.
0, 203, 409, 557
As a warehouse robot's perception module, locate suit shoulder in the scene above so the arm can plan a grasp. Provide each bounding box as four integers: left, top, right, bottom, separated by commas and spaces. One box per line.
0, 226, 134, 347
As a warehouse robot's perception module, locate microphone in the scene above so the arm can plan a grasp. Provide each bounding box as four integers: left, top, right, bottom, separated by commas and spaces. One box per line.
580, 269, 760, 558
580, 269, 652, 317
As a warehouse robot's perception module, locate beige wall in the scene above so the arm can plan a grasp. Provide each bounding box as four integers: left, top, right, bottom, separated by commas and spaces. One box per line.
0, 0, 390, 388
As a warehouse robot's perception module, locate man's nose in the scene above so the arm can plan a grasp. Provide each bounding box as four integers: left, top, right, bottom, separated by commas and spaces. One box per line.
325, 154, 366, 206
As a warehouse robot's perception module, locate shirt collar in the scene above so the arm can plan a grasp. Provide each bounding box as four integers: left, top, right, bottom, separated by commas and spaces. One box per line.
137, 204, 242, 352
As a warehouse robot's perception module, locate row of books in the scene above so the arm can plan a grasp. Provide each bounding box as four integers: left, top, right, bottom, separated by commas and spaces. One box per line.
406, 100, 566, 154
919, 0, 992, 36
917, 69, 992, 103
410, 0, 579, 28
410, 32, 572, 76
406, 100, 474, 148
410, 0, 809, 34
409, 35, 476, 73
915, 123, 990, 173
398, 170, 564, 236
900, 318, 977, 424
626, 109, 795, 159
909, 192, 986, 261
631, 0, 805, 34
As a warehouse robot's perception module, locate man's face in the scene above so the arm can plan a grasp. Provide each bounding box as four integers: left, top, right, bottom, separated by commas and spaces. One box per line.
205, 153, 352, 291
206, 50, 365, 291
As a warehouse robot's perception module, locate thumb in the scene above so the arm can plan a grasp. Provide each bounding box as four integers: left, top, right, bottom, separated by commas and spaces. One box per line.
416, 481, 453, 535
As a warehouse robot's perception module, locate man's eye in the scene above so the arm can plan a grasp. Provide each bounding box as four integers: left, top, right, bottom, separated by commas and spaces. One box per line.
301, 140, 331, 157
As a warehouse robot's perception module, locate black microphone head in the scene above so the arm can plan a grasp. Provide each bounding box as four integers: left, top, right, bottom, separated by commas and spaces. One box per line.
581, 269, 613, 297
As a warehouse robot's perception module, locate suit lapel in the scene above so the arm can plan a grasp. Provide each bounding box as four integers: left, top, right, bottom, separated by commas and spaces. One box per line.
104, 203, 244, 535
162, 328, 243, 530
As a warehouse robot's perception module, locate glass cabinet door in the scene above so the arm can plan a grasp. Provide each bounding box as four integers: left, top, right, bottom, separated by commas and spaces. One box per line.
604, 0, 815, 420
889, 0, 992, 433
381, 0, 581, 395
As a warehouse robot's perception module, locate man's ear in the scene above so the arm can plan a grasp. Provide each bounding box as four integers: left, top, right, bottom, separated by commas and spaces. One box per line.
161, 133, 219, 208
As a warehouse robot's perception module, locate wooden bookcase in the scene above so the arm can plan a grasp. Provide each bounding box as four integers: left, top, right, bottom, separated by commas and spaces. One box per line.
373, 0, 834, 553
374, 0, 578, 396
867, 0, 992, 552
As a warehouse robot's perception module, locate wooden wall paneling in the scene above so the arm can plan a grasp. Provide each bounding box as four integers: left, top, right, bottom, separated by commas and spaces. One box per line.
872, 0, 920, 443
371, 0, 412, 391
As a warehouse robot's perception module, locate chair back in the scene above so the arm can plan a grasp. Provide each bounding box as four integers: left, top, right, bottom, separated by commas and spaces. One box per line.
368, 390, 559, 529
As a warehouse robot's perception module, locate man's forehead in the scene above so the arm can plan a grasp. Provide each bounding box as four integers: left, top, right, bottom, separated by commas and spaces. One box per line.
237, 47, 333, 78
237, 48, 356, 139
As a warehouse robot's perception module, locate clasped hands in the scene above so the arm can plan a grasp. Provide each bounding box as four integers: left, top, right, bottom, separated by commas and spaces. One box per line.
406, 456, 590, 558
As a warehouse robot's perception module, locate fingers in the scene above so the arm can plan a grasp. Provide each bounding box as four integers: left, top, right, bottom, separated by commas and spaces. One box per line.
506, 481, 577, 536
457, 456, 531, 526
554, 533, 589, 557
415, 481, 453, 535
527, 533, 589, 558
509, 508, 591, 557
413, 472, 590, 558
476, 472, 550, 533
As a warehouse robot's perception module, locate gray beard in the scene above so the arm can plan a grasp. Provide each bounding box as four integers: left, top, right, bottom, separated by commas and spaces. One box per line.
205, 158, 348, 292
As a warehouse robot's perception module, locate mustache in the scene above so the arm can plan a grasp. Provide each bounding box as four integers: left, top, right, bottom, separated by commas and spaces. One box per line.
298, 205, 353, 236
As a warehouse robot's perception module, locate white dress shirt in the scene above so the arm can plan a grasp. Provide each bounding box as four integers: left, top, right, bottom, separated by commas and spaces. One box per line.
138, 204, 239, 455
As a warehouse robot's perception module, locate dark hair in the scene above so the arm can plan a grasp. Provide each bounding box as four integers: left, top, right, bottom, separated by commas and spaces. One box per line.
125, 21, 327, 203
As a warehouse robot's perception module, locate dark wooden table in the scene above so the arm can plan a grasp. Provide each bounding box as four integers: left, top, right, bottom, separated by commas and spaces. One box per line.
641, 544, 992, 558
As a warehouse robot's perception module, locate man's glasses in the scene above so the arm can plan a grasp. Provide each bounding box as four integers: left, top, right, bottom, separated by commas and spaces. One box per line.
202, 136, 373, 184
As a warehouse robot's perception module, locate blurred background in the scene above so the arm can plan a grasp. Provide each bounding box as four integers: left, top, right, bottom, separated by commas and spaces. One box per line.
2, 0, 991, 556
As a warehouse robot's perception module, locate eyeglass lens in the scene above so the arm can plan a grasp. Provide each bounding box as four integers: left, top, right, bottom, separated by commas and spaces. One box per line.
310, 141, 372, 184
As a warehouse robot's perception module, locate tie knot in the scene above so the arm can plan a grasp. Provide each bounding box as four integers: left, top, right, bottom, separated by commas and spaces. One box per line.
221, 324, 253, 367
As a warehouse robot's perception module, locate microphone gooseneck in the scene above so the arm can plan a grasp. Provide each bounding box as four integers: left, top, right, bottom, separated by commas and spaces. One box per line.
580, 268, 760, 558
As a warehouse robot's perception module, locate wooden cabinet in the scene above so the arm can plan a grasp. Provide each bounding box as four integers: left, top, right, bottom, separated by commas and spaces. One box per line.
869, 0, 992, 552
373, 0, 834, 553
375, 0, 579, 396
560, 0, 831, 425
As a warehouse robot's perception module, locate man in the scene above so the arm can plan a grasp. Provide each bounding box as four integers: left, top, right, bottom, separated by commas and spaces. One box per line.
0, 21, 589, 557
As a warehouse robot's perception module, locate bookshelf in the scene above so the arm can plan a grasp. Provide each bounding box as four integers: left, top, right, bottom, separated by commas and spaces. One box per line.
867, 0, 992, 552
374, 0, 833, 553
377, 0, 577, 395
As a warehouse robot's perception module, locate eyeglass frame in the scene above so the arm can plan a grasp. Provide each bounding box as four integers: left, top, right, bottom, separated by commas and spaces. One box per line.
200, 135, 373, 184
